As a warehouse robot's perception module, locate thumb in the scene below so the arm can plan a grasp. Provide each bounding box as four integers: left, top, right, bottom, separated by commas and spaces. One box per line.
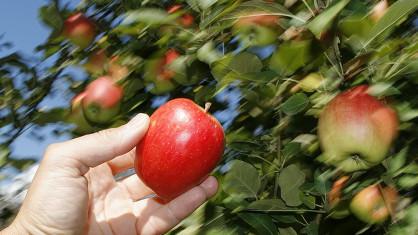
46, 113, 149, 175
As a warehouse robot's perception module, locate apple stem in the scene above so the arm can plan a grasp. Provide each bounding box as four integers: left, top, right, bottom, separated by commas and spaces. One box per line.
204, 102, 212, 113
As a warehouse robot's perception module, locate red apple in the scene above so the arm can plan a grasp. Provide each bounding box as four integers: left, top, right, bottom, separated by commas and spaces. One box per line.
328, 176, 351, 219
167, 5, 195, 27
68, 92, 98, 134
318, 85, 398, 172
63, 13, 96, 49
82, 76, 123, 124
350, 185, 398, 224
135, 98, 225, 200
158, 49, 180, 80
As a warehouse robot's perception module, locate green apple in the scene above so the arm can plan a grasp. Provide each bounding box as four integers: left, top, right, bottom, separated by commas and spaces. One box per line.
350, 185, 397, 224
318, 85, 398, 172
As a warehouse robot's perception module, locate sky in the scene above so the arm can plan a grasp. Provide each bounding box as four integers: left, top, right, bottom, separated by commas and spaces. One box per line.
1, 0, 73, 160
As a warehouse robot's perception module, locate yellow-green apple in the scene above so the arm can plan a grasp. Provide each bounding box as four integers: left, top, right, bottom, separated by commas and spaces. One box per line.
135, 98, 225, 200
63, 13, 96, 49
82, 76, 123, 124
350, 185, 398, 224
318, 85, 398, 172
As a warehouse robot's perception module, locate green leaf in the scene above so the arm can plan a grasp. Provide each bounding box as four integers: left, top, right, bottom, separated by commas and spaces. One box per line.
307, 0, 351, 39
363, 0, 418, 48
389, 203, 418, 235
0, 145, 10, 167
279, 227, 298, 235
281, 93, 309, 115
122, 8, 173, 25
33, 108, 68, 126
223, 160, 261, 198
388, 148, 408, 174
38, 4, 63, 32
279, 164, 305, 206
247, 199, 288, 211
229, 52, 263, 74
301, 194, 316, 209
238, 213, 276, 235
398, 175, 418, 189
301, 222, 319, 235
269, 40, 312, 76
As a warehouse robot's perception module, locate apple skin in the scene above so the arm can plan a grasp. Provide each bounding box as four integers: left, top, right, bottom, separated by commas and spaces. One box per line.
328, 176, 351, 219
68, 92, 98, 134
318, 85, 398, 172
167, 5, 195, 27
350, 185, 398, 224
82, 76, 123, 124
233, 11, 279, 46
63, 13, 96, 49
135, 98, 225, 201
84, 49, 108, 75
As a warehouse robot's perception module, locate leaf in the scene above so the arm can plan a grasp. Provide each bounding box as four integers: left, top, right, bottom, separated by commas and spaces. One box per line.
301, 194, 316, 209
122, 8, 173, 25
388, 148, 408, 174
33, 108, 68, 126
389, 203, 418, 235
238, 213, 276, 235
279, 227, 298, 235
363, 0, 418, 48
307, 0, 351, 39
281, 93, 309, 115
279, 164, 305, 206
223, 160, 261, 198
269, 40, 312, 76
0, 145, 10, 167
398, 175, 418, 189
38, 4, 63, 31
247, 199, 288, 211
301, 222, 319, 235
229, 52, 263, 74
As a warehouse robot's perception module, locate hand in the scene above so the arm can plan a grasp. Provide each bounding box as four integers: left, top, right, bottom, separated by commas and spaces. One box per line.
2, 114, 218, 235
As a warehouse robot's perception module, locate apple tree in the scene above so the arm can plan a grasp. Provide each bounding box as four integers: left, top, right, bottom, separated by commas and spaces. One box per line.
1, 0, 418, 234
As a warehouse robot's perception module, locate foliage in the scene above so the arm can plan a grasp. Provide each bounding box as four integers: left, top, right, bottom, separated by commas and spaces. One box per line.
1, 0, 418, 233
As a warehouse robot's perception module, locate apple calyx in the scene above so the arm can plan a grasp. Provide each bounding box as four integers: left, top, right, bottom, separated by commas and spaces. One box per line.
318, 85, 398, 172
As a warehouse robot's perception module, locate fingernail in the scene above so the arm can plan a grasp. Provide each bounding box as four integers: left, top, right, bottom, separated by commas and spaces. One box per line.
129, 113, 150, 128
201, 176, 218, 196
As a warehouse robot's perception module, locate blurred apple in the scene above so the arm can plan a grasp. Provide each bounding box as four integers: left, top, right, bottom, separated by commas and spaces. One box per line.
63, 13, 96, 49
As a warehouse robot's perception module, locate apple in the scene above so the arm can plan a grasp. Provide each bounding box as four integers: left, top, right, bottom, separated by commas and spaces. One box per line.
84, 49, 108, 75
167, 5, 195, 27
63, 13, 96, 49
135, 98, 225, 200
108, 56, 130, 82
318, 85, 398, 172
67, 92, 98, 134
350, 185, 398, 224
328, 176, 350, 219
233, 11, 279, 46
82, 76, 123, 124
370, 0, 388, 23
145, 49, 181, 94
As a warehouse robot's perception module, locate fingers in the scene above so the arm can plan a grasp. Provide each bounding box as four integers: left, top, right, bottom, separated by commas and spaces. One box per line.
46, 113, 149, 175
108, 148, 136, 175
136, 176, 218, 235
119, 174, 154, 201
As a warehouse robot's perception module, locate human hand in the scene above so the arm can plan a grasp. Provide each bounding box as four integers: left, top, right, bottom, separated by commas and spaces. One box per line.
2, 114, 218, 235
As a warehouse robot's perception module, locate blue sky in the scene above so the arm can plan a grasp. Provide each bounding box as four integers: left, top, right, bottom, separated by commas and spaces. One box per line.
1, 0, 73, 160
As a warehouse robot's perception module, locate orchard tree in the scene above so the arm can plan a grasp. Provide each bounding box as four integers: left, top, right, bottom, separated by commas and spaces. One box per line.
1, 0, 418, 234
